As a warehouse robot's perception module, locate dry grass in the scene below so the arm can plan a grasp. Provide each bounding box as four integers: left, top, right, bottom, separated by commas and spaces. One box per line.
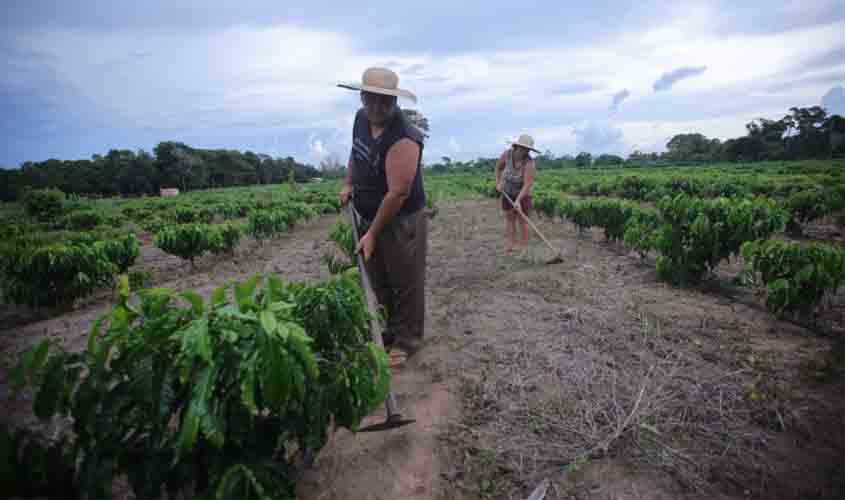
457, 309, 798, 499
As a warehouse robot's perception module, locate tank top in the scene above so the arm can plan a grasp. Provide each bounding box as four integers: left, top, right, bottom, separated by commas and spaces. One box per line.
502, 150, 528, 198
349, 107, 426, 220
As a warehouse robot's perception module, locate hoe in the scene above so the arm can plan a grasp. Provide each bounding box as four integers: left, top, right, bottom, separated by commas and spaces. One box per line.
347, 203, 416, 433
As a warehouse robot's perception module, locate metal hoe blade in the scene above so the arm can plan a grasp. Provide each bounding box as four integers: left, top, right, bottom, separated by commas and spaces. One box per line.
358, 413, 417, 433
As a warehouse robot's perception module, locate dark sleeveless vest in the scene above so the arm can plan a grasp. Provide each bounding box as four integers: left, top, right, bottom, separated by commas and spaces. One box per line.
349, 107, 426, 220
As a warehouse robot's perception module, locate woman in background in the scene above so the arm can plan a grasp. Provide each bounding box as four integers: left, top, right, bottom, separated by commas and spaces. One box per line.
495, 134, 538, 254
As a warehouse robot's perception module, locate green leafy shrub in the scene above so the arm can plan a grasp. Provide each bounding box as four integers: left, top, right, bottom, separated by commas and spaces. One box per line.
652, 195, 787, 284
23, 188, 66, 222
58, 209, 104, 230
10, 273, 390, 499
0, 241, 115, 309
208, 222, 243, 256
321, 220, 356, 275
783, 189, 838, 235
623, 209, 662, 259
99, 233, 140, 273
171, 205, 215, 224
741, 240, 845, 319
154, 224, 212, 266
247, 209, 290, 245
140, 216, 167, 234
128, 268, 154, 290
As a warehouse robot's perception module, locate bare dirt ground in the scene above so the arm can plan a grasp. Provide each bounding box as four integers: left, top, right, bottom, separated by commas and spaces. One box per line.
2, 199, 844, 500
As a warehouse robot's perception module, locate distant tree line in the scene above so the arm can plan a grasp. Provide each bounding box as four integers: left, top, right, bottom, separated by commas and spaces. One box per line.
2, 106, 843, 201
0, 141, 320, 202
421, 106, 845, 173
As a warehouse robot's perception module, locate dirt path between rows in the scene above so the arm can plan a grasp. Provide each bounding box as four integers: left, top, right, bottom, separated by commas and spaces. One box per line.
2, 199, 844, 500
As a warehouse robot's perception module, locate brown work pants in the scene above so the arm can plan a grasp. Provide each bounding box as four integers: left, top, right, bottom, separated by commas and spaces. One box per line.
356, 208, 427, 356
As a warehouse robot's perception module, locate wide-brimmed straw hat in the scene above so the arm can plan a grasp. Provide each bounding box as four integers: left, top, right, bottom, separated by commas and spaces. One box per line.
337, 67, 418, 103
509, 134, 540, 154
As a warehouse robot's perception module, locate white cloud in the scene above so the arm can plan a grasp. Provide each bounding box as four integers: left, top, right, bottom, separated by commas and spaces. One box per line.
307, 134, 327, 162
12, 25, 403, 131
448, 136, 461, 153
526, 126, 577, 156
5, 5, 845, 164
572, 120, 627, 155
822, 85, 845, 115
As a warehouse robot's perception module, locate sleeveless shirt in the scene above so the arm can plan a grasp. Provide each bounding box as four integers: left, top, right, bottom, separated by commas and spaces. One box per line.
502, 150, 529, 198
349, 107, 426, 220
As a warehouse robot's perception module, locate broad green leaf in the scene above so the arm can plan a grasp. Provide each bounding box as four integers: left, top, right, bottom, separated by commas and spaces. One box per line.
201, 403, 226, 449
268, 301, 294, 313
11, 339, 52, 391
211, 286, 227, 308
180, 291, 205, 316
275, 322, 290, 341
366, 343, 391, 410
259, 310, 278, 336
216, 464, 269, 500
287, 327, 318, 379
240, 360, 258, 414
260, 346, 292, 411
87, 315, 106, 356
34, 355, 66, 419
216, 305, 256, 322
118, 273, 130, 301
222, 329, 239, 343
30, 339, 51, 375
267, 274, 285, 301
178, 405, 201, 456
234, 275, 259, 312
179, 366, 218, 455
180, 318, 212, 363
110, 304, 131, 331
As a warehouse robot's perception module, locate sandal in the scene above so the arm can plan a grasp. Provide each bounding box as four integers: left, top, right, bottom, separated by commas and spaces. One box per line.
388, 348, 409, 369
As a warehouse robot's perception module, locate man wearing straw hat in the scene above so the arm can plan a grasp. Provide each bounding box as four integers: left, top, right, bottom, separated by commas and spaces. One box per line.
496, 134, 539, 254
337, 67, 427, 368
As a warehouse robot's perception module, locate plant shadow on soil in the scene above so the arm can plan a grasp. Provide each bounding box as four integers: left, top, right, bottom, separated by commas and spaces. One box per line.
2, 200, 844, 500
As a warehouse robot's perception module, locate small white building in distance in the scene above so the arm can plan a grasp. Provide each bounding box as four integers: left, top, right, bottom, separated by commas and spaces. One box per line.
160, 188, 180, 197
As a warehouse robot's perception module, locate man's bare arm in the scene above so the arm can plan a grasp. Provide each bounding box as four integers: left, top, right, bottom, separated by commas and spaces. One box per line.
366, 138, 420, 238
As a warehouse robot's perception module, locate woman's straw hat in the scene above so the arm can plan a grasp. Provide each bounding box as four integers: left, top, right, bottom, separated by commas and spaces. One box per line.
337, 67, 417, 103
509, 134, 540, 153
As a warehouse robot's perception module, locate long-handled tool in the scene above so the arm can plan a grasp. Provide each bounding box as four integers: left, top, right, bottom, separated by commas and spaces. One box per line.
346, 204, 416, 433
501, 191, 565, 264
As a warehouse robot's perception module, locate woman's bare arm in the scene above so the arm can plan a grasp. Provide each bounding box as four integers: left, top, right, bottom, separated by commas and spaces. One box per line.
495, 150, 508, 190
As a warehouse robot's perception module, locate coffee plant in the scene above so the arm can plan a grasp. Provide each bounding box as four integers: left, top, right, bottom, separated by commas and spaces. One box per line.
11, 273, 390, 499
22, 188, 66, 222
208, 223, 244, 256
154, 224, 214, 267
741, 239, 845, 319
0, 240, 116, 309
99, 233, 141, 273
57, 209, 104, 230
321, 219, 356, 275
652, 194, 787, 284
247, 209, 290, 245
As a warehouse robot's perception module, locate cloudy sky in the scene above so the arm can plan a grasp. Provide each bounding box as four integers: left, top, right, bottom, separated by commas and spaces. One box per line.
2, 0, 845, 167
